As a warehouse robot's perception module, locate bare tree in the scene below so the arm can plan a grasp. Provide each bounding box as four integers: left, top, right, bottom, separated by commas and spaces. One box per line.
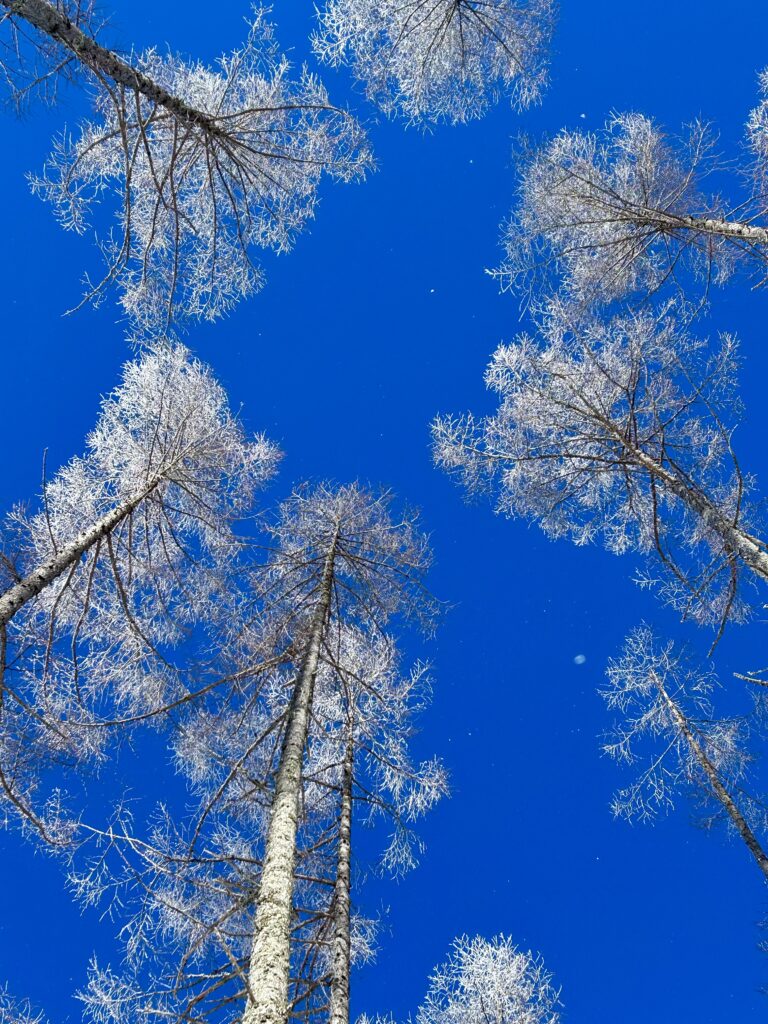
602, 627, 768, 881
362, 934, 560, 1024
313, 0, 554, 125
75, 484, 440, 1024
433, 307, 768, 637
1, 2, 372, 331
0, 341, 278, 836
495, 113, 768, 311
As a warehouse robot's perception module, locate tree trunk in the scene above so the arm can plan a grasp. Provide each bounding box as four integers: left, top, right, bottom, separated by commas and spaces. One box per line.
656, 677, 768, 881
675, 214, 768, 247
244, 531, 339, 1024
328, 728, 354, 1024
1, 0, 229, 138
0, 481, 159, 629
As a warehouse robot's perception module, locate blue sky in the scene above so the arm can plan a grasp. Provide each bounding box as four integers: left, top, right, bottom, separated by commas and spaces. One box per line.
2, 1, 768, 1021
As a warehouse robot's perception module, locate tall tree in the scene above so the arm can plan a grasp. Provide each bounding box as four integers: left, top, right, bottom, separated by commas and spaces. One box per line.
76, 484, 440, 1024
1, 2, 372, 331
496, 112, 768, 311
0, 341, 278, 835
602, 626, 768, 881
432, 307, 766, 637
313, 0, 554, 125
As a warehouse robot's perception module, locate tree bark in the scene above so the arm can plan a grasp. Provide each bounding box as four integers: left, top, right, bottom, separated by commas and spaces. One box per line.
244, 530, 339, 1024
2, 0, 230, 138
328, 728, 354, 1024
674, 214, 768, 247
656, 676, 768, 881
0, 480, 160, 629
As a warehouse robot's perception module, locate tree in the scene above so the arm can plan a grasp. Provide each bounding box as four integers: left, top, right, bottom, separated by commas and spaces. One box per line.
417, 934, 559, 1024
602, 626, 768, 882
75, 484, 440, 1024
432, 307, 768, 637
358, 934, 559, 1024
496, 113, 768, 311
1, 2, 372, 331
0, 341, 278, 835
312, 0, 554, 125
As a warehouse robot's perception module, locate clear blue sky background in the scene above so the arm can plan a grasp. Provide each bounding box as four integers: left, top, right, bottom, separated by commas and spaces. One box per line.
2, 1, 768, 1021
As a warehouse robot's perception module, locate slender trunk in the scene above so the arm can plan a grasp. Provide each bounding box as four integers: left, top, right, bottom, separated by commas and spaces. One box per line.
656, 677, 768, 881
328, 728, 354, 1024
244, 531, 339, 1024
2, 0, 228, 138
0, 480, 160, 629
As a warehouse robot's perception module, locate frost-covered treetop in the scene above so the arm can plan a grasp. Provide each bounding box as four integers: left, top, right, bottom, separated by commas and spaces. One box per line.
260, 482, 436, 633
497, 113, 736, 308
0, 988, 46, 1024
602, 627, 763, 828
31, 6, 372, 332
433, 308, 765, 628
20, 341, 279, 567
313, 0, 555, 125
416, 935, 559, 1024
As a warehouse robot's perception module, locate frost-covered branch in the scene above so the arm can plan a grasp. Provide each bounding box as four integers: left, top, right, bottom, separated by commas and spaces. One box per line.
496, 114, 768, 310
602, 627, 768, 880
6, 2, 372, 331
433, 307, 766, 634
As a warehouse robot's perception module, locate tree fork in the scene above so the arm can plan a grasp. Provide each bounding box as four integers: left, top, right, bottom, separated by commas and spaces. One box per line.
244, 528, 340, 1024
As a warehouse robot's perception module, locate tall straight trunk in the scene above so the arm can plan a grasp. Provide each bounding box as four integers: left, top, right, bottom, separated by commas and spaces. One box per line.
244, 531, 339, 1024
0, 480, 160, 629
656, 676, 768, 880
1, 0, 230, 137
328, 727, 354, 1024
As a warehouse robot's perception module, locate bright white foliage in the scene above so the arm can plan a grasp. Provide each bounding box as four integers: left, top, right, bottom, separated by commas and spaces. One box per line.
417, 935, 559, 1024
432, 308, 756, 627
497, 114, 727, 306
31, 8, 372, 331
1, 342, 278, 832
0, 989, 46, 1024
747, 68, 768, 190
313, 0, 554, 125
602, 627, 762, 827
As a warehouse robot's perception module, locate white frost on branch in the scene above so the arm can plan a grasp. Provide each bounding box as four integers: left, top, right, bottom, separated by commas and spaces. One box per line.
417, 934, 559, 1024
313, 0, 554, 125
432, 307, 763, 630
30, 7, 372, 331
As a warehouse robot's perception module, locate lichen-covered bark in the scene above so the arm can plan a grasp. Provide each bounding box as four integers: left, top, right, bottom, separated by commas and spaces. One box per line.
329, 730, 354, 1024
244, 532, 339, 1024
0, 481, 159, 629
1, 0, 228, 137
656, 678, 768, 880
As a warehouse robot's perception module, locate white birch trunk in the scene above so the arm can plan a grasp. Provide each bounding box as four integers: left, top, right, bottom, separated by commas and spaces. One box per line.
243, 531, 339, 1024
676, 214, 768, 247
328, 729, 354, 1024
0, 481, 160, 629
655, 676, 768, 880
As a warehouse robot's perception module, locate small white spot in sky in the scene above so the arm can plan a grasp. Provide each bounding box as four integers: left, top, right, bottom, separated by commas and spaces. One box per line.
573, 654, 587, 665
580, 113, 586, 119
